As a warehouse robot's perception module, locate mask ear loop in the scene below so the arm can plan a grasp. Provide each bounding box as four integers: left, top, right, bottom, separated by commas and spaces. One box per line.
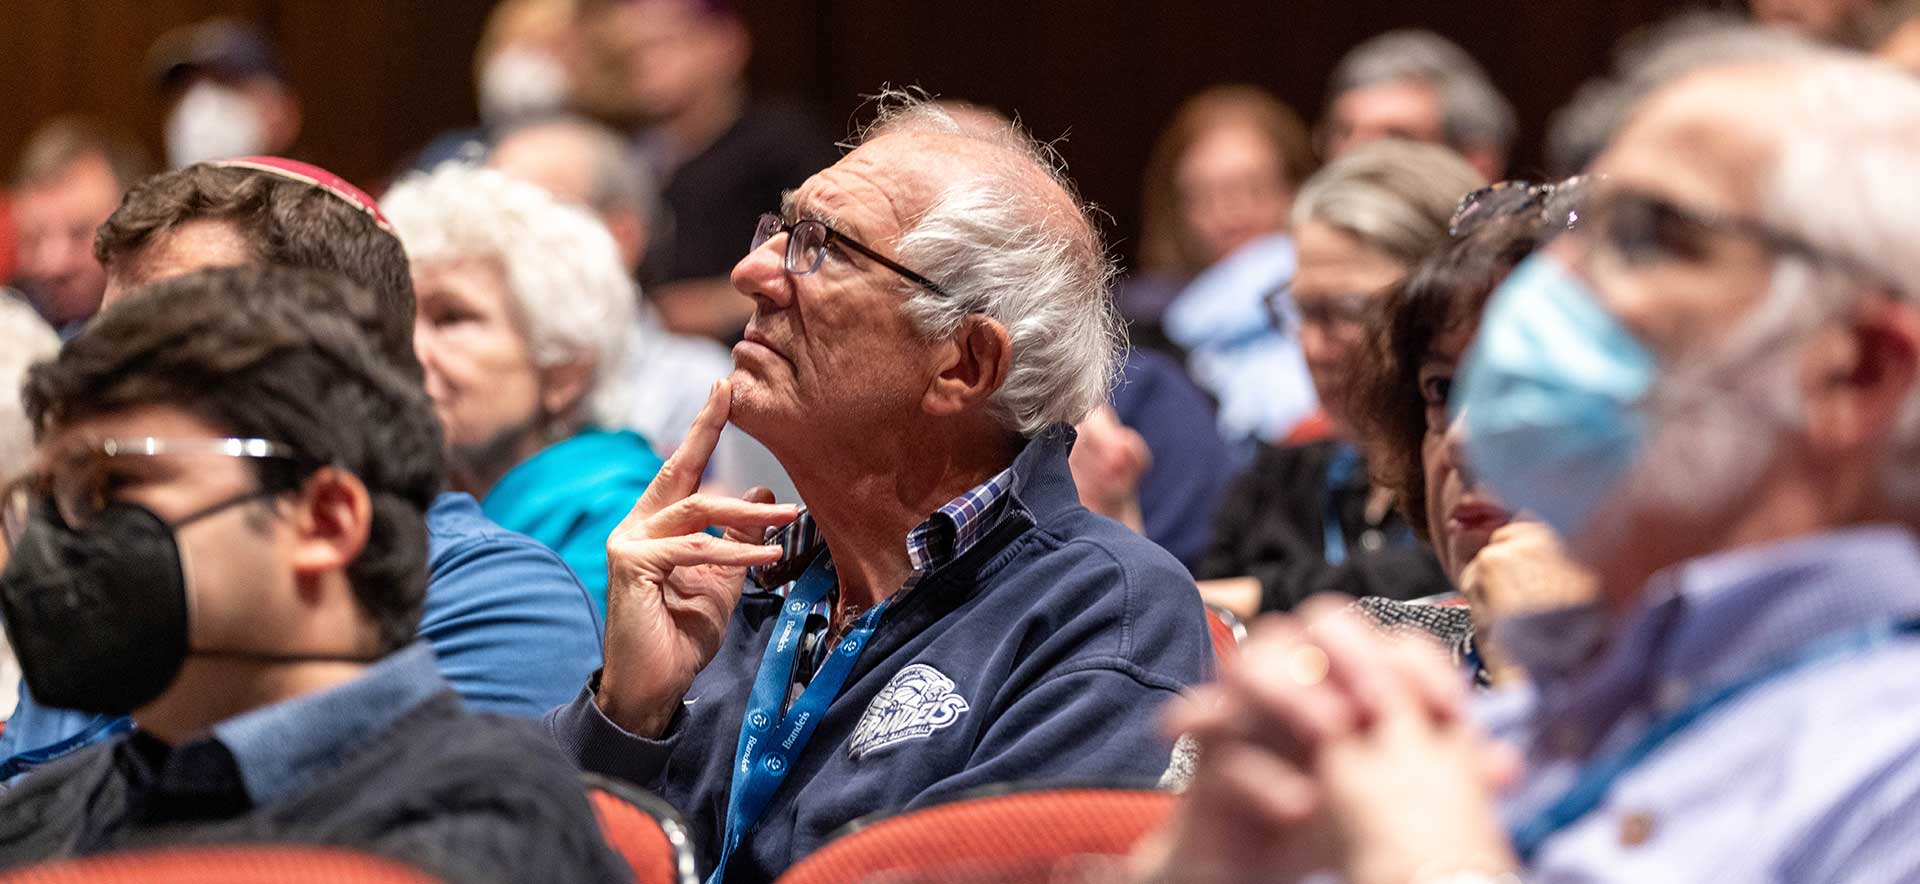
172, 483, 387, 667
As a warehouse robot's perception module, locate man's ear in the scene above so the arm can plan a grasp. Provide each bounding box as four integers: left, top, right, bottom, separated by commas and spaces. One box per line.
922, 315, 1012, 418
540, 360, 595, 422
288, 467, 373, 596
1804, 296, 1920, 455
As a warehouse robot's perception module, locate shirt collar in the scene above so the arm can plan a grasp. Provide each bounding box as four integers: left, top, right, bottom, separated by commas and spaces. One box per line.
749, 468, 1017, 595
209, 642, 448, 806
1509, 525, 1920, 754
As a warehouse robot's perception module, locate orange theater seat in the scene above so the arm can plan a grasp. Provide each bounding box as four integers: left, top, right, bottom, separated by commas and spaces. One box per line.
583, 773, 700, 884
1203, 604, 1245, 666
775, 785, 1175, 884
0, 846, 441, 884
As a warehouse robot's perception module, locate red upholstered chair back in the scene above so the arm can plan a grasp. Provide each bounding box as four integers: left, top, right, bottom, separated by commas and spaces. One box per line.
1204, 604, 1245, 666
583, 773, 700, 884
0, 846, 441, 883
774, 786, 1175, 884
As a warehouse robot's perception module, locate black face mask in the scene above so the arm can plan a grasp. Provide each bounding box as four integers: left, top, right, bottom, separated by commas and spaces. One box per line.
0, 495, 255, 716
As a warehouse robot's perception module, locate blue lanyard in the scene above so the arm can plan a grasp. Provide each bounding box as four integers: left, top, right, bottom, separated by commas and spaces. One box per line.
1509, 616, 1920, 863
708, 555, 889, 884
1322, 443, 1362, 565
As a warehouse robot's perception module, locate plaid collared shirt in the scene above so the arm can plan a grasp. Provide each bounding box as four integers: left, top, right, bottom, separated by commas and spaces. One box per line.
747, 468, 1016, 701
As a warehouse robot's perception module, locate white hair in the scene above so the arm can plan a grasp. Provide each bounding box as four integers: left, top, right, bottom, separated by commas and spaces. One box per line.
857, 91, 1123, 438
1750, 53, 1920, 510
1545, 15, 1822, 175
382, 163, 635, 429
0, 293, 60, 472
1329, 29, 1518, 155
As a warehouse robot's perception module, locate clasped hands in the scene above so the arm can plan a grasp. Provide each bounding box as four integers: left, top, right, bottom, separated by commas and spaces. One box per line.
1136, 597, 1523, 884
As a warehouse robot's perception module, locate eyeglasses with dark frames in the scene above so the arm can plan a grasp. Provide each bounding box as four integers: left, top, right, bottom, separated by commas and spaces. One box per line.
751, 213, 955, 299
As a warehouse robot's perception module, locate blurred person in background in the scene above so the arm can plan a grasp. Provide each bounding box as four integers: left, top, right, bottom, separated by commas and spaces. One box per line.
0, 299, 61, 722
7, 117, 152, 337
579, 0, 838, 340
148, 19, 303, 169
384, 163, 662, 614
1344, 185, 1601, 686
409, 0, 587, 172
0, 267, 623, 882
1142, 50, 1920, 883
1125, 86, 1322, 464
1194, 141, 1481, 621
1319, 29, 1516, 181
489, 115, 800, 502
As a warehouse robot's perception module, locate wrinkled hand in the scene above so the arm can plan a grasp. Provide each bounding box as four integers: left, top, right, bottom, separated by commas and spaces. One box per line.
1070, 404, 1151, 531
1137, 598, 1519, 884
1459, 520, 1600, 683
597, 380, 799, 737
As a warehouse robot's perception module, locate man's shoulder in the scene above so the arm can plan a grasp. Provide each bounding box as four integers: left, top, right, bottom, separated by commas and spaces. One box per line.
1019, 504, 1195, 587
332, 697, 587, 800
423, 492, 596, 615
978, 509, 1210, 673
0, 736, 125, 852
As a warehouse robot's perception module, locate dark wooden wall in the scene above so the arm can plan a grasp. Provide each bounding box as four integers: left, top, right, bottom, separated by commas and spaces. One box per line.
1, 0, 1694, 267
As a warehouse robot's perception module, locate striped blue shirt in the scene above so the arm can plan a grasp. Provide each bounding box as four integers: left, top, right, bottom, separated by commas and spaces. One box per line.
747, 469, 1017, 698
1481, 525, 1920, 881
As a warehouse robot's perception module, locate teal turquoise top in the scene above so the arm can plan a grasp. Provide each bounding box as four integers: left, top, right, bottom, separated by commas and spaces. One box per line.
481, 428, 664, 614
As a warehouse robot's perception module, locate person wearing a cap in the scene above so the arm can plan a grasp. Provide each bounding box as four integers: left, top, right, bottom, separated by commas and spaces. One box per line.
0, 158, 605, 784
149, 18, 303, 169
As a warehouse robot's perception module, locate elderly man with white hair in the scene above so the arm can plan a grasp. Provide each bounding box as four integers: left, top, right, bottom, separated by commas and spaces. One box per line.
1138, 48, 1920, 884
547, 95, 1214, 883
383, 164, 659, 613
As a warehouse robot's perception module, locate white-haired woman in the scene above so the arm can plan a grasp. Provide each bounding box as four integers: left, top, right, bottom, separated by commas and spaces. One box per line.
1194, 141, 1483, 620
384, 164, 656, 613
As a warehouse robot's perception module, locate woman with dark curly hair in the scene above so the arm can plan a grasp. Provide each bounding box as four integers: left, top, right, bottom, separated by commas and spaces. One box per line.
1348, 182, 1600, 684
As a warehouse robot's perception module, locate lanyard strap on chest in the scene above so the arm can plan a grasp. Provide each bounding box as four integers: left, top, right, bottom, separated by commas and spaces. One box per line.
708, 555, 889, 884
1509, 615, 1920, 863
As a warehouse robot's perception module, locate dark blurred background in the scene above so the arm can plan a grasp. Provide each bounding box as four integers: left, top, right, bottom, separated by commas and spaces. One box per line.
0, 0, 1690, 266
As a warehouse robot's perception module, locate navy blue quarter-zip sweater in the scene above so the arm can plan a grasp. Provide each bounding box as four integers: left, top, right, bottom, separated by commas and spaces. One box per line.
546, 427, 1214, 883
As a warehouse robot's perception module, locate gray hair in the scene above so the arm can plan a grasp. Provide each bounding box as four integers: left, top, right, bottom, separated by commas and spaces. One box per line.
1742, 54, 1920, 510
1290, 140, 1485, 265
1328, 29, 1517, 156
0, 293, 60, 471
503, 115, 666, 227
1546, 15, 1822, 175
381, 163, 635, 428
854, 90, 1123, 438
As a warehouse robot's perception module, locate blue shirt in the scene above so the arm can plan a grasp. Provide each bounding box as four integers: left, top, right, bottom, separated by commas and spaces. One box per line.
0, 492, 602, 782
210, 643, 446, 806
1162, 232, 1318, 451
482, 428, 665, 615
1109, 349, 1235, 571
1482, 526, 1920, 881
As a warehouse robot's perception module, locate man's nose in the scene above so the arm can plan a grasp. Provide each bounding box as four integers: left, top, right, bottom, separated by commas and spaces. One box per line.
731, 236, 794, 310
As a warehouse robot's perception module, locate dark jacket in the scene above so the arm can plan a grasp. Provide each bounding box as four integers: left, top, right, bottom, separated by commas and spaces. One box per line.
1196, 440, 1451, 612
0, 694, 628, 884
546, 427, 1215, 883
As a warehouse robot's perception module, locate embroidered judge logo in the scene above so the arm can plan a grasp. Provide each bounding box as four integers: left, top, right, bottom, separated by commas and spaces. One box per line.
847, 663, 971, 760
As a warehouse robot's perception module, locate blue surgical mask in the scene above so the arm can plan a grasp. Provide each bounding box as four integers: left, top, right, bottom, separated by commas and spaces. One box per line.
1453, 254, 1656, 542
